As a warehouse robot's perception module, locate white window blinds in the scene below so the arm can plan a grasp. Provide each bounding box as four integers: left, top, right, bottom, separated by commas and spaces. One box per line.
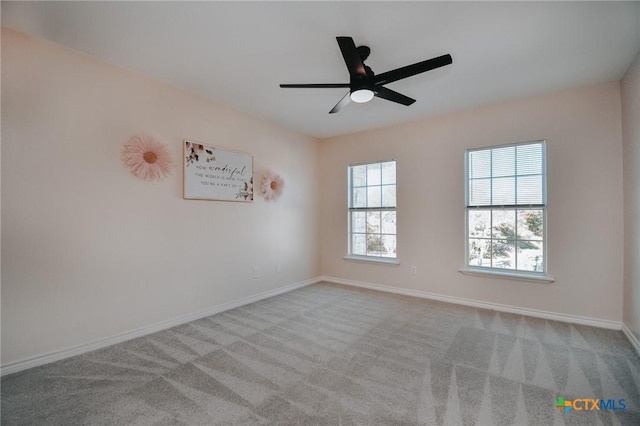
467, 142, 546, 207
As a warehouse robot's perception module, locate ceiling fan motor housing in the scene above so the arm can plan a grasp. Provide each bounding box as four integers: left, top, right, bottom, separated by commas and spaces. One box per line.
351, 75, 372, 93
351, 63, 376, 96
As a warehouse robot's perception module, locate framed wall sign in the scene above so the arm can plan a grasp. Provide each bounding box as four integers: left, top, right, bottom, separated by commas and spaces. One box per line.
183, 141, 253, 202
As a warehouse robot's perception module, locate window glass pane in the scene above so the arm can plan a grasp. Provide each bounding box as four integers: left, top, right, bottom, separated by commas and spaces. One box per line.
381, 161, 396, 185
381, 211, 396, 234
353, 187, 366, 208
492, 210, 516, 239
366, 211, 381, 233
381, 235, 396, 258
367, 234, 385, 256
469, 238, 491, 267
492, 146, 516, 177
516, 144, 543, 175
469, 150, 491, 179
469, 178, 491, 206
367, 186, 381, 208
468, 210, 491, 238
491, 240, 515, 269
352, 165, 367, 187
517, 210, 543, 241
352, 234, 366, 256
367, 163, 381, 185
492, 177, 515, 205
382, 185, 396, 207
516, 175, 543, 205
517, 241, 544, 272
351, 211, 366, 233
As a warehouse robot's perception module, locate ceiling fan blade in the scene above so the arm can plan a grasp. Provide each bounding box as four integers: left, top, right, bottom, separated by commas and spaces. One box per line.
336, 36, 366, 77
375, 87, 416, 106
280, 83, 350, 88
375, 54, 452, 85
329, 91, 351, 114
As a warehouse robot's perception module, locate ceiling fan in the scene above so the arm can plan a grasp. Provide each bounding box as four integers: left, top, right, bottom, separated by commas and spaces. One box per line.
280, 36, 452, 114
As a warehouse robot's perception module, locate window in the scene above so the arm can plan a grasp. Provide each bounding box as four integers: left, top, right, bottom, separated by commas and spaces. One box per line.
348, 160, 397, 260
465, 141, 546, 274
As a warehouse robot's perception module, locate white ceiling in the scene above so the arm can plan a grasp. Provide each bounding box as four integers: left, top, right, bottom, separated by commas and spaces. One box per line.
2, 1, 639, 139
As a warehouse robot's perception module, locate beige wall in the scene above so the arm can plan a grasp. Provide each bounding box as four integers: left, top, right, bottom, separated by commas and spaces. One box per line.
319, 82, 624, 322
622, 51, 640, 342
1, 29, 319, 365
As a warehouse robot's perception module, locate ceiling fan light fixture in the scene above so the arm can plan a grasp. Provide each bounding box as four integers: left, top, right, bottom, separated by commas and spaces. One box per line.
350, 88, 374, 103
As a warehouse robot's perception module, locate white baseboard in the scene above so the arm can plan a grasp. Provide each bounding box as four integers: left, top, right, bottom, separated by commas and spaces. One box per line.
622, 323, 640, 356
1, 276, 322, 377
320, 276, 622, 330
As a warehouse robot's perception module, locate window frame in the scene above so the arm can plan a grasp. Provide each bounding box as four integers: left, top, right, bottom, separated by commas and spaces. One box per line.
463, 140, 550, 280
346, 159, 398, 264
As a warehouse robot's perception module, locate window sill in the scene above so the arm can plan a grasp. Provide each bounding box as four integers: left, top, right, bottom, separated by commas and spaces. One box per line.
343, 255, 399, 266
459, 267, 554, 284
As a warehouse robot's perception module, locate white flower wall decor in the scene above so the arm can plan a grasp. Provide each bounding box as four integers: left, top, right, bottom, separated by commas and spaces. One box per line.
261, 171, 284, 202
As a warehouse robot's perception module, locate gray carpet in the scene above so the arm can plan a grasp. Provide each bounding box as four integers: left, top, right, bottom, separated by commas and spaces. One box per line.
2, 282, 640, 425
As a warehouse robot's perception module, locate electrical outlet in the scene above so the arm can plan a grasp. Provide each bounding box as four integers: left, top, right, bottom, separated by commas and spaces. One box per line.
276, 263, 281, 273
410, 265, 417, 275
252, 266, 260, 279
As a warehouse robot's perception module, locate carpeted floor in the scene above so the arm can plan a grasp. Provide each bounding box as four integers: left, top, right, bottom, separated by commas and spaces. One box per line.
2, 282, 640, 425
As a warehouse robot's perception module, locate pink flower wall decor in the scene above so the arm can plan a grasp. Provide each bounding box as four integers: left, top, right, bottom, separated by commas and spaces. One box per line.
261, 171, 284, 202
121, 134, 173, 182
